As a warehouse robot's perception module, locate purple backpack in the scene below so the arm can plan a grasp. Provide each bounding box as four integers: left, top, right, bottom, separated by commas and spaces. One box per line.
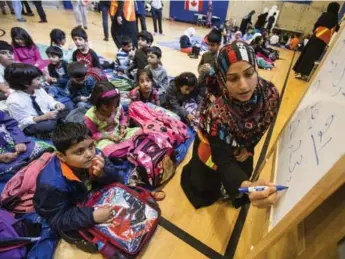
0, 209, 40, 259
128, 134, 176, 189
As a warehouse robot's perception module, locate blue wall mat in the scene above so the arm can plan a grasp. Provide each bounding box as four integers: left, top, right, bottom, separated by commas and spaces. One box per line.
284, 1, 312, 4
169, 0, 228, 27
339, 2, 345, 21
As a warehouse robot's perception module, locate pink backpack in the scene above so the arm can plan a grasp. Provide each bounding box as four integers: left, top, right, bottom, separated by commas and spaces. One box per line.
129, 102, 188, 146
127, 133, 176, 189
1, 153, 54, 214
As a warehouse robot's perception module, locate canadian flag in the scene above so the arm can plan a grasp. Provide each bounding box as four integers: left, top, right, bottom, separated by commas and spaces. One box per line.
184, 0, 203, 12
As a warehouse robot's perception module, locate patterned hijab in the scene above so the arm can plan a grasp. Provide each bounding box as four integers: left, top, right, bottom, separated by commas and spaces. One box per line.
199, 41, 280, 148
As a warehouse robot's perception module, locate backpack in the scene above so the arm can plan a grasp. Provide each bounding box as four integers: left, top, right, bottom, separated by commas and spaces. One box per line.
0, 210, 40, 259
127, 133, 176, 189
78, 183, 161, 259
87, 67, 108, 81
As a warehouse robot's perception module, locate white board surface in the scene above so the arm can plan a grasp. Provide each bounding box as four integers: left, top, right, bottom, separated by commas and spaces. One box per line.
271, 28, 345, 227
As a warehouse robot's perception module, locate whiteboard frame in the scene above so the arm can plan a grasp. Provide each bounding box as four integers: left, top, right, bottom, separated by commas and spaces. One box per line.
247, 24, 345, 258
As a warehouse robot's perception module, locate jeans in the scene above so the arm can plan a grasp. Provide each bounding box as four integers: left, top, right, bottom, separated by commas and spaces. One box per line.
32, 1, 46, 21
11, 0, 23, 19
151, 7, 162, 34
73, 2, 88, 27
101, 5, 110, 39
136, 14, 147, 31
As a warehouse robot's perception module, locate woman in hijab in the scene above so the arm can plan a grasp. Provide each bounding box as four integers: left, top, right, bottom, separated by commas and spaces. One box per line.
240, 10, 255, 35
181, 41, 280, 209
180, 27, 196, 54
255, 11, 268, 30
293, 2, 340, 80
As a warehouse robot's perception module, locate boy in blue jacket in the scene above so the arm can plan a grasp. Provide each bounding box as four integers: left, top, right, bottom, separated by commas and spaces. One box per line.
34, 122, 121, 233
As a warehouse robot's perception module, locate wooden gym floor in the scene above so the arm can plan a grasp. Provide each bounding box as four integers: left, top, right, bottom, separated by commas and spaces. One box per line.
0, 8, 309, 259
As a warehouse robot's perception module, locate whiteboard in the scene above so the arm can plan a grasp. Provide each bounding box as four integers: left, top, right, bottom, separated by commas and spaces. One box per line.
271, 29, 345, 227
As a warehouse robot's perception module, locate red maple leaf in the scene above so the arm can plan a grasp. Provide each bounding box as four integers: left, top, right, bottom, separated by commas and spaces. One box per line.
191, 0, 197, 7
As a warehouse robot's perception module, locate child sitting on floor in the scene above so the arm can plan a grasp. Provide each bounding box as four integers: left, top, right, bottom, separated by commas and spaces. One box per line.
85, 81, 139, 155
5, 63, 68, 138
126, 31, 154, 75
0, 110, 49, 180
11, 27, 49, 71
129, 69, 160, 106
45, 46, 74, 111
146, 46, 168, 105
0, 41, 15, 107
114, 36, 134, 74
67, 62, 98, 109
179, 27, 196, 54
50, 28, 75, 61
33, 122, 123, 233
165, 72, 202, 128
71, 26, 100, 69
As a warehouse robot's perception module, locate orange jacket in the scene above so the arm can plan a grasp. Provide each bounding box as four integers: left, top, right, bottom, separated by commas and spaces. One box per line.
110, 0, 136, 22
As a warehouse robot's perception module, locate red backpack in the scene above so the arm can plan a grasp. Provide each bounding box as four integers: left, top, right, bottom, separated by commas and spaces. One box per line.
127, 133, 176, 189
87, 67, 108, 81
78, 183, 161, 259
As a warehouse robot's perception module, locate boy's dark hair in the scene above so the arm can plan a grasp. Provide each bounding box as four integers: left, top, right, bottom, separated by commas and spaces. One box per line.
67, 62, 87, 78
138, 31, 153, 44
136, 69, 153, 85
71, 26, 88, 41
5, 63, 42, 91
91, 80, 120, 109
52, 122, 92, 154
11, 27, 35, 48
207, 29, 222, 44
175, 72, 197, 88
121, 36, 132, 46
0, 40, 13, 51
50, 29, 66, 46
148, 46, 162, 59
45, 46, 63, 58
252, 36, 263, 45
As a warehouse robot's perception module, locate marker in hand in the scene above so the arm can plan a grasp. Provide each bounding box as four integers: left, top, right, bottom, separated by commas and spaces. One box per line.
238, 185, 288, 193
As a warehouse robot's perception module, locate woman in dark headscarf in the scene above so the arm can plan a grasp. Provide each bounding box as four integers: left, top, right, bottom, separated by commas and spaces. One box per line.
255, 11, 268, 30
240, 10, 255, 35
293, 2, 340, 79
181, 41, 280, 209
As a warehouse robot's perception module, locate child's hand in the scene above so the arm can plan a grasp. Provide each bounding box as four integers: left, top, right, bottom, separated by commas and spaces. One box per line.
15, 143, 27, 154
0, 152, 18, 163
80, 96, 89, 102
55, 102, 65, 111
187, 114, 196, 123
201, 64, 211, 73
241, 179, 278, 208
93, 205, 114, 224
109, 135, 120, 143
45, 111, 58, 120
119, 126, 127, 138
51, 78, 57, 83
90, 154, 105, 177
0, 83, 10, 95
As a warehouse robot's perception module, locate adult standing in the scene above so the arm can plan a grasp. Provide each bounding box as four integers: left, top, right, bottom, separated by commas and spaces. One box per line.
206, 0, 213, 28
266, 12, 276, 32
32, 1, 47, 23
293, 2, 340, 79
111, 0, 138, 49
240, 10, 255, 35
11, 0, 26, 22
135, 0, 147, 31
21, 1, 34, 16
181, 41, 280, 209
73, 0, 88, 29
151, 0, 163, 35
255, 11, 268, 30
99, 1, 111, 41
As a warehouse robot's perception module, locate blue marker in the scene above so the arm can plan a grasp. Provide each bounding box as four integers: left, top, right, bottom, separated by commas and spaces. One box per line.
238, 185, 288, 193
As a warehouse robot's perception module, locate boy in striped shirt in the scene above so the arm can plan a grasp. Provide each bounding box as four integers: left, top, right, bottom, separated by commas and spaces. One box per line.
114, 36, 134, 74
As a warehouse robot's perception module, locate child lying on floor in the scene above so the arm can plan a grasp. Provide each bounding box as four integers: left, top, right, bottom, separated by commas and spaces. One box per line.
34, 122, 123, 233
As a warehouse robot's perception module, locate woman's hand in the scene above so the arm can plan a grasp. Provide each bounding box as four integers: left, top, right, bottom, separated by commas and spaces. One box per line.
241, 179, 278, 208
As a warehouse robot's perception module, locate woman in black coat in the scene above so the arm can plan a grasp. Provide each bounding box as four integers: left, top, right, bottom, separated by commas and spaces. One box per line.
240, 10, 255, 35
293, 2, 340, 79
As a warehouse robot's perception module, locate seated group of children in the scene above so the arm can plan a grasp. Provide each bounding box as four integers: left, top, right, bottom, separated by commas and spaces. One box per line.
0, 24, 229, 255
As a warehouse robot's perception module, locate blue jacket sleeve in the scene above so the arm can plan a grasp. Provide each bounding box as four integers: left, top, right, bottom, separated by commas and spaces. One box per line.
33, 184, 95, 232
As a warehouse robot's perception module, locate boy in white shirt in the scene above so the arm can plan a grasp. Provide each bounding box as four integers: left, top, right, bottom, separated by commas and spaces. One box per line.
6, 63, 68, 138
